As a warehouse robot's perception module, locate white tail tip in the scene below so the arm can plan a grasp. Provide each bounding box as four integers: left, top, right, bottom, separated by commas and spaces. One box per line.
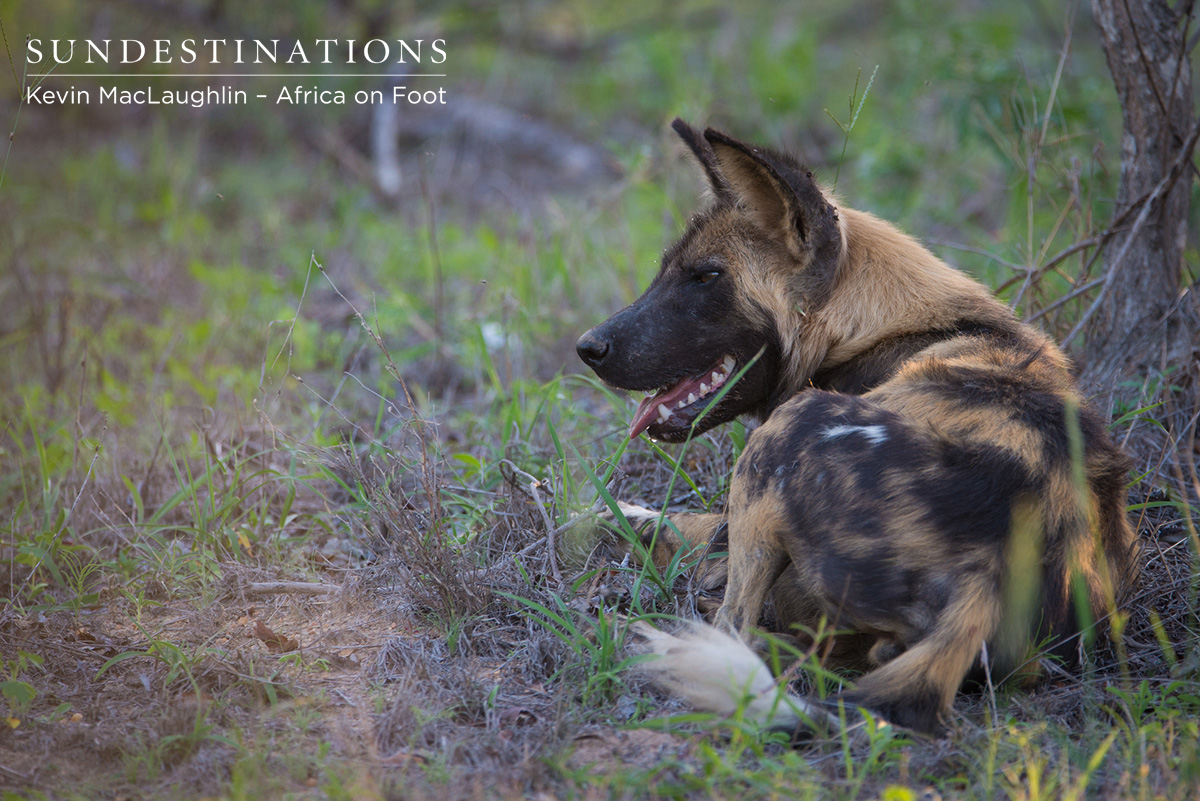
632, 620, 840, 734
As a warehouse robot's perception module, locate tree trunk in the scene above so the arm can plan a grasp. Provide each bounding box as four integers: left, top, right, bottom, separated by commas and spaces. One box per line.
1083, 0, 1199, 423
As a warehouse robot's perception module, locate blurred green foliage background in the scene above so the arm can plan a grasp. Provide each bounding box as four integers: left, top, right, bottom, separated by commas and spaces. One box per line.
0, 0, 1139, 428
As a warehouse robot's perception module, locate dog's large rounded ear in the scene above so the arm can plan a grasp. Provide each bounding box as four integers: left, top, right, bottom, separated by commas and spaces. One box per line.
702, 128, 840, 262
671, 118, 732, 200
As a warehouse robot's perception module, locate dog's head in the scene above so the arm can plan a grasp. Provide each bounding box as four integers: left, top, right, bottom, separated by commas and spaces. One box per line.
577, 119, 844, 441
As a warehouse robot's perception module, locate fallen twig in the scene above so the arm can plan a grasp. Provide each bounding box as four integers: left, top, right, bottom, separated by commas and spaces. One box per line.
246, 581, 338, 596
501, 459, 565, 590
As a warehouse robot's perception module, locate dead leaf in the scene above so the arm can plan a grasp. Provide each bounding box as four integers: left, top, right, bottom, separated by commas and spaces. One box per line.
498, 706, 538, 727
252, 620, 299, 653
70, 626, 96, 642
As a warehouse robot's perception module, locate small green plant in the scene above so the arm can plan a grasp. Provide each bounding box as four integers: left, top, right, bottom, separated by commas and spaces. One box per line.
123, 711, 240, 783
507, 591, 649, 707
96, 630, 208, 694
825, 65, 880, 191
277, 652, 331, 673
0, 651, 43, 727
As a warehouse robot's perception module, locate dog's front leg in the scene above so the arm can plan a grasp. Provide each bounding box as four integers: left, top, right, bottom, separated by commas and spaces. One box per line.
712, 505, 790, 638
605, 503, 727, 586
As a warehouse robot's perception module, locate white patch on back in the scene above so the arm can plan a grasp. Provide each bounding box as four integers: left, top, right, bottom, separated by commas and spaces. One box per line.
821, 423, 888, 445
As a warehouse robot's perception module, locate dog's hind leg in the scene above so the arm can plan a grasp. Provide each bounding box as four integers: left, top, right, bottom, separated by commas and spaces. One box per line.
844, 571, 1003, 733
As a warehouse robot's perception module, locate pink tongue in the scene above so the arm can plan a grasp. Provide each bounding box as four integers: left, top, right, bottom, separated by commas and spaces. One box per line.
627, 377, 704, 440
628, 396, 661, 440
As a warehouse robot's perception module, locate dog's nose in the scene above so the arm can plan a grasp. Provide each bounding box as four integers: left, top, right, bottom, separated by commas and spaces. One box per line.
576, 331, 610, 368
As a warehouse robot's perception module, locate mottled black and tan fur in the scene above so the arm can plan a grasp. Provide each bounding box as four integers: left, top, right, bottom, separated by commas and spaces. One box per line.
576, 120, 1138, 734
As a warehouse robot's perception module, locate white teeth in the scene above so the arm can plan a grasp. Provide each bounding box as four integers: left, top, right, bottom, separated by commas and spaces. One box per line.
644, 356, 738, 426
706, 355, 736, 389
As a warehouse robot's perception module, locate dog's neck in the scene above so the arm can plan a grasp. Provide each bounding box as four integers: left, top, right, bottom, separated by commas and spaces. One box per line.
764, 207, 1019, 406
818, 208, 1011, 367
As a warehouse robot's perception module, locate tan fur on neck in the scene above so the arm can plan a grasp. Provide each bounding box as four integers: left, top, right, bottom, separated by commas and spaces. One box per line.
822, 209, 999, 363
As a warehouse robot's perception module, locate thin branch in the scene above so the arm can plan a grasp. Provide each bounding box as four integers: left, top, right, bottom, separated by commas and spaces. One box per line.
1061, 113, 1200, 348
926, 240, 1024, 273
1121, 0, 1172, 124
1024, 276, 1105, 323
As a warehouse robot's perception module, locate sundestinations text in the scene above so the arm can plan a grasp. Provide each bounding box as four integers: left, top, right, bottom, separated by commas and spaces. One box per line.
26, 38, 447, 66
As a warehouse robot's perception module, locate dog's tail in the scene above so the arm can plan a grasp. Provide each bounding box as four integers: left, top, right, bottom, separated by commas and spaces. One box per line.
632, 621, 840, 734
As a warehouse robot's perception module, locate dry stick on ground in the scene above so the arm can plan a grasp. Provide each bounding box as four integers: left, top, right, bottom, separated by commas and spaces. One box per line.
500, 459, 565, 590
246, 581, 339, 596
0, 763, 32, 784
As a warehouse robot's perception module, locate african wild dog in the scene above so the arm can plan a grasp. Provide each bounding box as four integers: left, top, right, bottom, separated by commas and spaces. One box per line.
575, 119, 1138, 735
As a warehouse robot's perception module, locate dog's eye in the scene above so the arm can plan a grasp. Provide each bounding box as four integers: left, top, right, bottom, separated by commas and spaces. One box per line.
693, 270, 721, 285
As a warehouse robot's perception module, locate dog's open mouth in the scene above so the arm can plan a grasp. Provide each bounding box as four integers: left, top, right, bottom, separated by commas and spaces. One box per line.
628, 355, 736, 440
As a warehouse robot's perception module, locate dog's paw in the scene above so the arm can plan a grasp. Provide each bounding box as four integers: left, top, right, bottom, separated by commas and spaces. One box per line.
610, 501, 665, 530
596, 502, 666, 545
694, 560, 728, 592
597, 501, 701, 567
557, 501, 660, 567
